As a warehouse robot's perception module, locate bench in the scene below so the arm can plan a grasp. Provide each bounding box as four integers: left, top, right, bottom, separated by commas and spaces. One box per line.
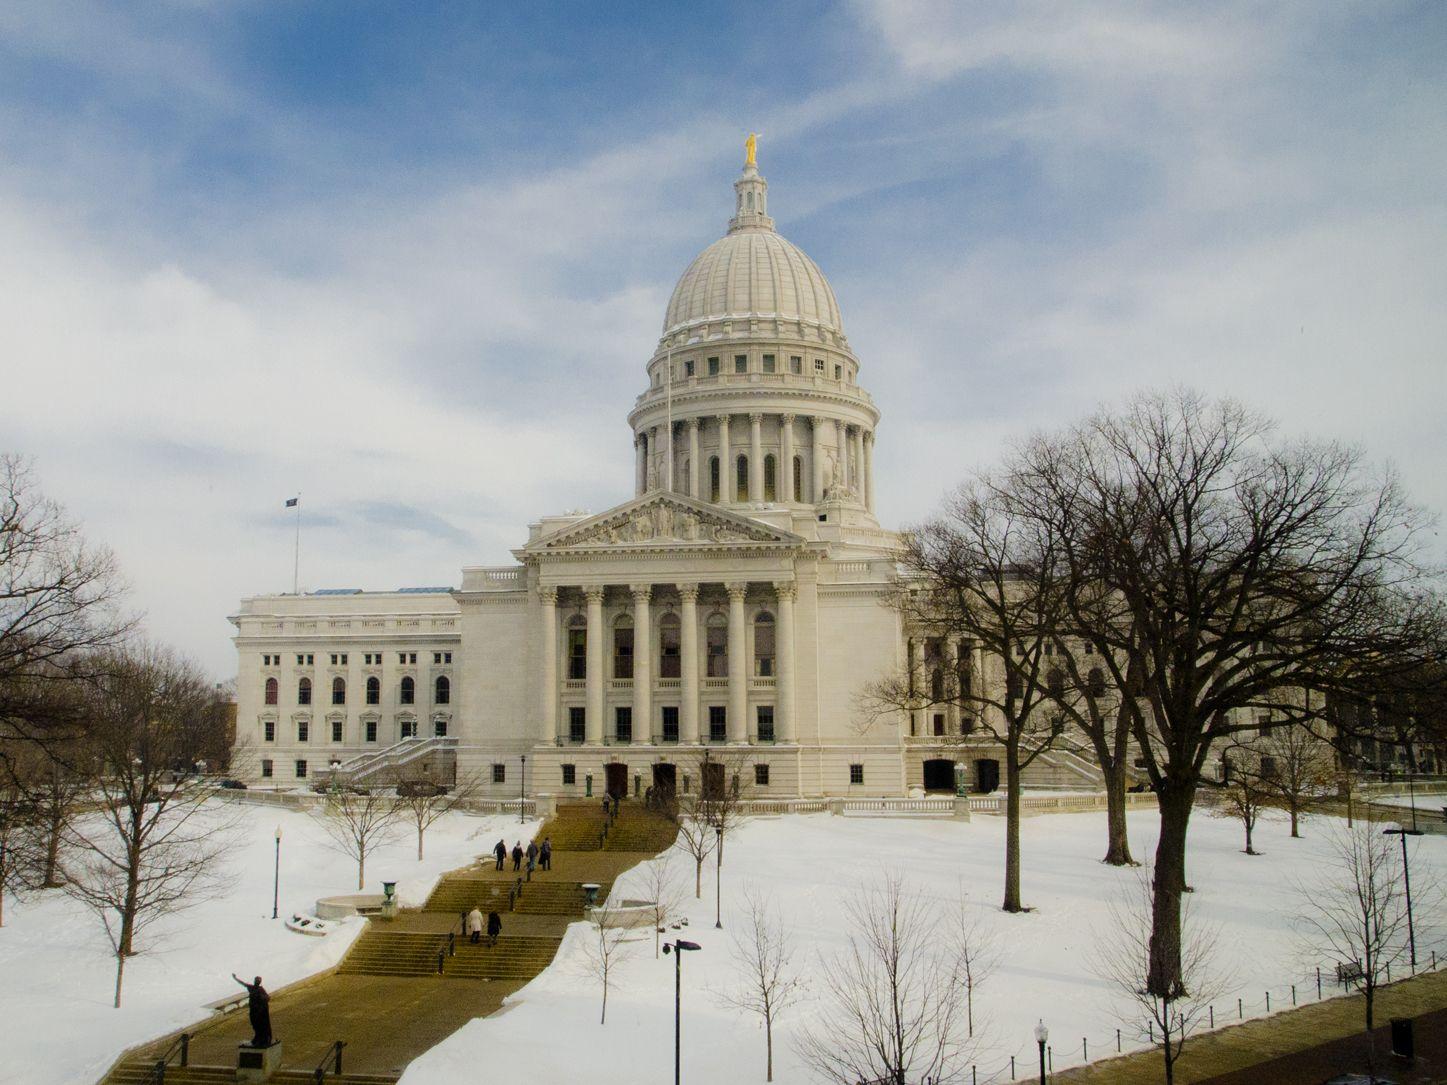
204, 991, 250, 1015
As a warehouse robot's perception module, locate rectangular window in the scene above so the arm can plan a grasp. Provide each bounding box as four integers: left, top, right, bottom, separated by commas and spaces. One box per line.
492, 763, 506, 784
834, 364, 842, 380
434, 652, 442, 664
685, 359, 695, 377
814, 358, 825, 373
615, 707, 632, 744
444, 652, 452, 664
562, 764, 576, 785
756, 706, 775, 743
762, 353, 775, 373
706, 625, 727, 678
295, 759, 308, 779
1257, 715, 1272, 737
849, 763, 864, 785
933, 714, 945, 736
661, 706, 679, 743
365, 720, 377, 743
400, 719, 416, 739
296, 654, 305, 666
734, 354, 747, 374
263, 720, 275, 743
568, 629, 587, 680
709, 705, 727, 743
331, 720, 343, 743
1084, 643, 1095, 655
754, 763, 770, 786
614, 627, 634, 679
297, 720, 309, 743
434, 719, 447, 737
569, 706, 586, 744
399, 652, 416, 664
707, 356, 720, 376
261, 759, 273, 778
306, 654, 314, 665
790, 355, 802, 374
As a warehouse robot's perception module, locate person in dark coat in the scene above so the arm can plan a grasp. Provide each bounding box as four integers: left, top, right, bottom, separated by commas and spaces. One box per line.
525, 841, 538, 873
486, 910, 502, 947
511, 842, 523, 871
493, 839, 507, 871
230, 974, 273, 1047
539, 837, 552, 871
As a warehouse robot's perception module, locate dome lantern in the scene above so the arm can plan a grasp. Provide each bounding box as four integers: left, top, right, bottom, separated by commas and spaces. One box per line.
729, 134, 773, 233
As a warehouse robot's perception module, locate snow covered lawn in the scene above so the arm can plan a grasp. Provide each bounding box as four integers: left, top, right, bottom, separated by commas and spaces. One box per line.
0, 800, 537, 1085
403, 806, 1447, 1085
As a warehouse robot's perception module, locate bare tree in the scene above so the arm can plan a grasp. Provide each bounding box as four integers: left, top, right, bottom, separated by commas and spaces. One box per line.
1210, 741, 1271, 856
392, 772, 483, 861
311, 785, 402, 890
672, 798, 717, 899
1094, 865, 1228, 1085
1259, 722, 1336, 838
634, 853, 688, 958
682, 746, 753, 865
0, 768, 35, 925
1296, 821, 1413, 1039
716, 885, 804, 1081
578, 896, 636, 1025
797, 875, 977, 1085
62, 643, 234, 1007
953, 900, 999, 1040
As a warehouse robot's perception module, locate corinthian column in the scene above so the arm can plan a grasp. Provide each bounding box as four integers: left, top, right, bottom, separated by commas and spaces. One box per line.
635, 434, 646, 496
749, 413, 763, 502
679, 586, 700, 743
944, 637, 960, 735
539, 586, 557, 742
853, 426, 865, 500
727, 582, 748, 743
812, 416, 826, 502
864, 430, 875, 512
584, 587, 605, 744
775, 582, 796, 742
835, 419, 848, 493
717, 415, 732, 503
631, 584, 652, 742
907, 635, 922, 738
687, 419, 700, 499
780, 414, 796, 502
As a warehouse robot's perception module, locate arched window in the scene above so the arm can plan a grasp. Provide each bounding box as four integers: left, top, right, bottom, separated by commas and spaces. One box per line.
1087, 667, 1106, 698
434, 675, 450, 705
567, 615, 587, 680
613, 615, 634, 679
366, 676, 380, 705
709, 457, 720, 502
764, 455, 777, 501
736, 454, 749, 501
400, 675, 415, 705
1047, 668, 1065, 698
332, 677, 346, 705
747, 191, 755, 210
754, 611, 775, 676
793, 456, 803, 502
264, 677, 278, 706
659, 613, 681, 678
297, 677, 312, 705
706, 613, 728, 678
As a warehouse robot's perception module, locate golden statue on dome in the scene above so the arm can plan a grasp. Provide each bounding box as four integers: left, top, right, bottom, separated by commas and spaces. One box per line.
745, 132, 758, 168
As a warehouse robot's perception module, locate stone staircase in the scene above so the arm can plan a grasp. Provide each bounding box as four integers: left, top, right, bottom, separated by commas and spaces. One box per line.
104, 1063, 395, 1085
601, 809, 680, 852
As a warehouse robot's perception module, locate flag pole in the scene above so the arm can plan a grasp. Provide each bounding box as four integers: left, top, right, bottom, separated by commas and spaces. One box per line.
292, 493, 301, 595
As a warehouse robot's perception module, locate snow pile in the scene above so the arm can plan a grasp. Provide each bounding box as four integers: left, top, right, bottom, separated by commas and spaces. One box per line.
403, 808, 1447, 1085
0, 800, 537, 1085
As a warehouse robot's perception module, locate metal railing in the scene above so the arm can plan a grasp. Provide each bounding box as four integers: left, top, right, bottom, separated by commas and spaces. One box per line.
310, 1040, 346, 1082
140, 1033, 189, 1085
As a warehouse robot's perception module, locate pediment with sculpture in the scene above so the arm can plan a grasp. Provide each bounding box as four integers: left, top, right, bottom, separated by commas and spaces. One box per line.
532, 494, 800, 552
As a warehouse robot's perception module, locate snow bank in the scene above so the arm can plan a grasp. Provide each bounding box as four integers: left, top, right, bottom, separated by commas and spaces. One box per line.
403, 807, 1447, 1085
0, 800, 537, 1085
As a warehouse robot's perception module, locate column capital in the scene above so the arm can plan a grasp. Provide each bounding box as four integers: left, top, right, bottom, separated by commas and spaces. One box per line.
726, 581, 749, 600
629, 583, 653, 601
677, 585, 700, 603
780, 412, 796, 424
583, 586, 607, 604
813, 415, 829, 426
716, 412, 731, 424
539, 586, 558, 605
750, 412, 764, 425
773, 581, 797, 601
687, 416, 700, 430
864, 428, 875, 444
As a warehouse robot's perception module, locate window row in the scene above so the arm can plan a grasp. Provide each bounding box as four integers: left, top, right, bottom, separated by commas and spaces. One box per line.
664, 353, 851, 383
265, 674, 450, 706
261, 717, 448, 744
566, 612, 777, 681
562, 704, 775, 744
263, 650, 454, 669
555, 763, 773, 788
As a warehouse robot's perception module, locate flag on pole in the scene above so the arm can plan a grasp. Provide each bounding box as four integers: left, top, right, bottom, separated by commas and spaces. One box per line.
285, 497, 299, 508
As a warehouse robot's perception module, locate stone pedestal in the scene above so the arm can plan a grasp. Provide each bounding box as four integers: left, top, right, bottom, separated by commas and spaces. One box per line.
952, 796, 972, 821
237, 1041, 283, 1083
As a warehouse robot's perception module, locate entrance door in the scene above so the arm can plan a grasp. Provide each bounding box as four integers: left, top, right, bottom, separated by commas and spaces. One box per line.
922, 759, 955, 792
651, 763, 677, 810
604, 762, 628, 802
701, 760, 726, 801
974, 758, 1000, 794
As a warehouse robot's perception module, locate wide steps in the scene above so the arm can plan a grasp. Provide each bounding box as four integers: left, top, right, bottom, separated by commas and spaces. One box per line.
444, 937, 563, 979
423, 877, 514, 913
106, 1066, 394, 1085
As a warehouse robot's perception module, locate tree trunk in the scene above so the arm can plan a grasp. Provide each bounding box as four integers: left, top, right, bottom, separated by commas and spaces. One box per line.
357, 854, 365, 891
1002, 738, 1024, 912
1289, 805, 1300, 838
418, 826, 425, 861
119, 868, 140, 957
44, 809, 65, 887
1102, 760, 1135, 866
113, 949, 126, 1009
766, 1013, 774, 1081
695, 858, 703, 899
1147, 780, 1196, 999
1244, 815, 1255, 855
600, 978, 608, 1024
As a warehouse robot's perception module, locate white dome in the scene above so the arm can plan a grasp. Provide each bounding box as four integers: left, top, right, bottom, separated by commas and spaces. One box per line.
663, 227, 845, 340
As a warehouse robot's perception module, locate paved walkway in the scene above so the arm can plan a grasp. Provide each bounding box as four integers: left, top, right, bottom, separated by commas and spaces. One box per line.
1053, 969, 1447, 1084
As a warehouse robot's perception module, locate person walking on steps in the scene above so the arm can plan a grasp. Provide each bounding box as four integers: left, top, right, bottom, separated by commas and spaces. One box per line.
486, 910, 502, 947
467, 906, 484, 944
493, 838, 506, 871
511, 841, 523, 872
525, 840, 538, 874
539, 837, 552, 871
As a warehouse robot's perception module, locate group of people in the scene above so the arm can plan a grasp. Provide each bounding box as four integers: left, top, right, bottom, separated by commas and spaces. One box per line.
493, 836, 551, 874
466, 907, 503, 946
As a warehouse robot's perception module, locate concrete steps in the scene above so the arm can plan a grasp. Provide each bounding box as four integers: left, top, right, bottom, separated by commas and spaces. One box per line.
105, 1064, 395, 1085
337, 930, 448, 977
444, 936, 563, 980
601, 815, 679, 853
422, 876, 514, 914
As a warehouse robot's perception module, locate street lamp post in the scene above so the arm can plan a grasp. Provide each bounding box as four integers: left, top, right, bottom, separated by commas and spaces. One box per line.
663, 939, 702, 1085
271, 826, 283, 920
1382, 769, 1424, 968
714, 825, 723, 929
520, 754, 527, 824
1034, 1019, 1049, 1085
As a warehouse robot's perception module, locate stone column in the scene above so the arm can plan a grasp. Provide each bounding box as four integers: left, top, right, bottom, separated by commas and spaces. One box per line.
907, 636, 922, 737
663, 424, 675, 493
864, 431, 875, 512
853, 427, 865, 500
780, 414, 796, 502
749, 413, 763, 503
584, 587, 605, 744
679, 586, 700, 743
634, 434, 646, 496
727, 582, 748, 742
944, 637, 960, 735
835, 419, 849, 493
687, 419, 700, 500
631, 585, 652, 742
811, 416, 826, 503
717, 415, 733, 503
775, 582, 796, 742
539, 587, 558, 742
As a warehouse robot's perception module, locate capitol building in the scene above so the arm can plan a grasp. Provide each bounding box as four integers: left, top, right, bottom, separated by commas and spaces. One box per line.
230, 146, 1092, 800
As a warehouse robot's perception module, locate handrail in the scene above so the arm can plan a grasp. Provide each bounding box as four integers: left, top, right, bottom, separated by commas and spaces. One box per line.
310, 1039, 346, 1081
141, 1032, 189, 1085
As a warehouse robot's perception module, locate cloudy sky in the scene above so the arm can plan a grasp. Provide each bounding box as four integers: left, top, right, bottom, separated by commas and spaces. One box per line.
2, 2, 1444, 677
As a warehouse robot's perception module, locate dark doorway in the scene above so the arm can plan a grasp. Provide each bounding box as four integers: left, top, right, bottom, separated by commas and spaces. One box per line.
922, 759, 956, 792
974, 759, 1000, 794
651, 763, 677, 808
702, 760, 726, 801
605, 762, 628, 802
